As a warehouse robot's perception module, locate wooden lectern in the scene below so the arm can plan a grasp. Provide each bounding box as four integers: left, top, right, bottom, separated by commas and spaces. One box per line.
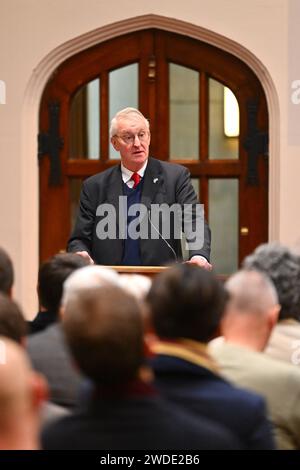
108, 266, 227, 283
108, 266, 168, 279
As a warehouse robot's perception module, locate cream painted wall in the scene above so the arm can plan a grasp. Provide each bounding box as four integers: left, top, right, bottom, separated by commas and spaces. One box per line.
0, 0, 295, 317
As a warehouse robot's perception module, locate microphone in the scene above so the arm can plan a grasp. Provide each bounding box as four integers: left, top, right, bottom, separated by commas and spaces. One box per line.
147, 209, 178, 263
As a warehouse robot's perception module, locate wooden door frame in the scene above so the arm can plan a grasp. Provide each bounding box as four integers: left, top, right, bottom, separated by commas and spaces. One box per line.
41, 25, 268, 268
18, 14, 280, 316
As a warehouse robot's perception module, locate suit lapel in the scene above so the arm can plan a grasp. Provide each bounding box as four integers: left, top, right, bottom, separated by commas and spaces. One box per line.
106, 164, 123, 204
105, 165, 123, 239
141, 158, 165, 209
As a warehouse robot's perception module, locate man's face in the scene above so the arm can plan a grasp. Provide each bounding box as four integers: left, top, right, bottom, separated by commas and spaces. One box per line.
111, 116, 150, 171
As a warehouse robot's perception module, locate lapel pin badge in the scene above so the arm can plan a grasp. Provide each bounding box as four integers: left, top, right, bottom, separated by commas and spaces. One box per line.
153, 178, 159, 184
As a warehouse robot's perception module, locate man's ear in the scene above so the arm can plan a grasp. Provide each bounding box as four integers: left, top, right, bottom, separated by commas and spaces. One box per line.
219, 304, 232, 336
111, 136, 120, 151
8, 286, 13, 299
268, 304, 281, 330
29, 372, 49, 410
58, 305, 65, 320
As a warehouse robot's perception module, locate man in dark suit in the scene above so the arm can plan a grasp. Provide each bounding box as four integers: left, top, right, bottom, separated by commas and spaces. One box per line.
68, 108, 211, 267
146, 264, 275, 450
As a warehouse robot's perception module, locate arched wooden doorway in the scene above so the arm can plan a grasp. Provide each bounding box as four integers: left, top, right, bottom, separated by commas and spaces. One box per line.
39, 29, 268, 274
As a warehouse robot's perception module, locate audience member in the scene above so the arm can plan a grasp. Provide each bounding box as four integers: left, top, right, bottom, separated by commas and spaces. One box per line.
61, 264, 121, 306
28, 264, 120, 409
0, 294, 27, 343
0, 337, 47, 449
209, 269, 300, 449
119, 273, 152, 301
29, 253, 89, 335
147, 264, 275, 450
243, 243, 300, 364
0, 247, 14, 297
42, 284, 241, 450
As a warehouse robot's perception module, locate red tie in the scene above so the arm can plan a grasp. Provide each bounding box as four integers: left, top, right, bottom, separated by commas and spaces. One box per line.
131, 172, 141, 189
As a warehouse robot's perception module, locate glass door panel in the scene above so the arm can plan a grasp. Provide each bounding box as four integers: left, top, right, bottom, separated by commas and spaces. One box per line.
109, 63, 138, 159
69, 79, 100, 159
169, 63, 199, 160
209, 178, 238, 274
208, 78, 239, 160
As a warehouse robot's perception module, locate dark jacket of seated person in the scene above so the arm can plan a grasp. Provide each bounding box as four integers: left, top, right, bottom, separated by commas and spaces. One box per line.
42, 284, 241, 450
146, 264, 276, 450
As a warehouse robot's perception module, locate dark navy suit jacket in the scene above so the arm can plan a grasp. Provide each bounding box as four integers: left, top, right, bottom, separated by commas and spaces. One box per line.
150, 354, 275, 450
42, 382, 241, 450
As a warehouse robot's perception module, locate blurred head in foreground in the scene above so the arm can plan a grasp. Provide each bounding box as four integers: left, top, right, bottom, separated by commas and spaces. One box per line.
0, 337, 47, 449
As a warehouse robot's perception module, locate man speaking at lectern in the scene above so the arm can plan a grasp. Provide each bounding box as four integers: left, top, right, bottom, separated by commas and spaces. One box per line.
67, 108, 211, 268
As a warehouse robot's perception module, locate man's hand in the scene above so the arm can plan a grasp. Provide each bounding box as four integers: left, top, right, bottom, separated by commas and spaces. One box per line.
75, 251, 94, 265
186, 255, 212, 270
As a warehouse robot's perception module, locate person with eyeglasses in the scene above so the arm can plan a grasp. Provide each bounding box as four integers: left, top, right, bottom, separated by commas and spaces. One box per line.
67, 107, 211, 268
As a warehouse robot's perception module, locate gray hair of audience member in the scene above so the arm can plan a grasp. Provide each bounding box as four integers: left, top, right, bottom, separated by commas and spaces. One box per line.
119, 274, 152, 300
225, 270, 279, 317
0, 294, 27, 343
109, 107, 150, 138
61, 265, 121, 308
63, 285, 144, 386
243, 243, 300, 321
0, 248, 14, 296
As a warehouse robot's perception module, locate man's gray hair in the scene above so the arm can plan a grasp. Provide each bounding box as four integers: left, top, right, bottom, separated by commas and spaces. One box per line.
109, 107, 150, 138
119, 274, 151, 300
225, 270, 279, 316
62, 265, 121, 307
243, 243, 300, 320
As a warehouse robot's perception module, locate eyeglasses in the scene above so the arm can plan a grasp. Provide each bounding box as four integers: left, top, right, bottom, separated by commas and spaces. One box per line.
116, 131, 149, 145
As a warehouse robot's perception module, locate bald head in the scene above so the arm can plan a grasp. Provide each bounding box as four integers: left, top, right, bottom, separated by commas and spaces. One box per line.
62, 265, 121, 308
221, 270, 280, 351
225, 270, 279, 316
0, 337, 47, 449
119, 274, 152, 300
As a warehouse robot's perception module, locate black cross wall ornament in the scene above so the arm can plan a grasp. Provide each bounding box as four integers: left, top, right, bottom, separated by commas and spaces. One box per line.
243, 100, 268, 186
38, 102, 64, 186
